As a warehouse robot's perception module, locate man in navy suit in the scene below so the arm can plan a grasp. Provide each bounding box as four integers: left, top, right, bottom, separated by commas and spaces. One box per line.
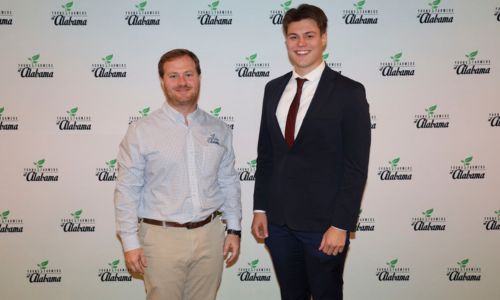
252, 4, 371, 299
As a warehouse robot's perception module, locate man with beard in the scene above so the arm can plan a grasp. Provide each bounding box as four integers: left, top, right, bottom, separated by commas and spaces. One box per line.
114, 49, 241, 300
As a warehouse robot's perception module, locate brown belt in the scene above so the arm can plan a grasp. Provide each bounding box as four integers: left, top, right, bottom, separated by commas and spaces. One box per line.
141, 212, 218, 229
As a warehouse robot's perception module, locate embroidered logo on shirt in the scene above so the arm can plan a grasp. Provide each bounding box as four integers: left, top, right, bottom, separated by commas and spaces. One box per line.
207, 133, 220, 145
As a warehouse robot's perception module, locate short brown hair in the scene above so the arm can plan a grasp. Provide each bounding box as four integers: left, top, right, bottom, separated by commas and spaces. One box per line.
158, 49, 201, 78
282, 4, 328, 35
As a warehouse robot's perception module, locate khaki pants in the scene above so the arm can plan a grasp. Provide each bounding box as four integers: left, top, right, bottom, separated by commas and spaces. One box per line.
139, 217, 225, 300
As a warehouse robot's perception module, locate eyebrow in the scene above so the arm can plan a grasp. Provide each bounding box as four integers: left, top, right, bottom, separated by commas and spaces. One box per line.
288, 31, 317, 37
167, 71, 194, 76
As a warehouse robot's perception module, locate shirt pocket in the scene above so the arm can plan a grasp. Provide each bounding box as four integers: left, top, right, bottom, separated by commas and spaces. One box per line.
201, 143, 225, 177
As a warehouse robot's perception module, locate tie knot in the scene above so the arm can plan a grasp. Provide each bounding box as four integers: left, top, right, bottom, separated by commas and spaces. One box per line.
296, 78, 307, 88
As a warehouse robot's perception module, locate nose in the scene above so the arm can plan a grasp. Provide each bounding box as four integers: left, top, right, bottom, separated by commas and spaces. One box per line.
297, 36, 306, 47
178, 74, 188, 85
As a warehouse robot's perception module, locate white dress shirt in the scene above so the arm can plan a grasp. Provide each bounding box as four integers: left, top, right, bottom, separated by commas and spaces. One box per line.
114, 102, 241, 251
275, 61, 326, 138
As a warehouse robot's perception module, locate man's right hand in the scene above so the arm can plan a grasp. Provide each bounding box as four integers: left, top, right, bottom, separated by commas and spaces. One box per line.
251, 212, 268, 239
124, 248, 147, 275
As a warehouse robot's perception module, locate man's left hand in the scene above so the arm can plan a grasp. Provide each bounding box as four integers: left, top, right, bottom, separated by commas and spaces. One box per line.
319, 227, 346, 256
223, 234, 240, 267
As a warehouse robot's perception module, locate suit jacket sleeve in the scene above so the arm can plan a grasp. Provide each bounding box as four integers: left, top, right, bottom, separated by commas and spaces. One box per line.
253, 82, 273, 211
332, 83, 371, 231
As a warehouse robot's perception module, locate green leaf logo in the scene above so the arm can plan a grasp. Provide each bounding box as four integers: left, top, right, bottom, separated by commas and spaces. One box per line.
210, 107, 222, 117
359, 208, 363, 216
353, 0, 366, 11
208, 0, 220, 11
422, 208, 434, 218
62, 1, 73, 12
71, 209, 83, 220
428, 0, 441, 11
388, 157, 400, 168
246, 53, 257, 64
386, 258, 398, 269
66, 107, 78, 117
106, 159, 117, 170
28, 54, 40, 65
139, 107, 150, 117
494, 210, 500, 217
102, 54, 114, 64
457, 258, 469, 269
322, 52, 329, 61
461, 156, 473, 167
247, 159, 257, 169
136, 1, 147, 12
248, 259, 259, 269
280, 0, 292, 11
0, 107, 4, 117
108, 259, 120, 271
390, 52, 403, 63
38, 260, 49, 270
465, 51, 478, 62
34, 159, 46, 171
1, 210, 10, 220
425, 105, 437, 117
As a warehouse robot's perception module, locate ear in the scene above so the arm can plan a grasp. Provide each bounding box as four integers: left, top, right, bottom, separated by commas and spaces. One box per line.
321, 32, 327, 49
159, 78, 164, 89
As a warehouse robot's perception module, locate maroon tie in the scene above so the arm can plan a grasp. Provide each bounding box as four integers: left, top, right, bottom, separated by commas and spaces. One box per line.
285, 78, 307, 148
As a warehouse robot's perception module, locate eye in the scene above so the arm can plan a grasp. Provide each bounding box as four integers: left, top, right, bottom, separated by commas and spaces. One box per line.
185, 72, 193, 78
168, 74, 178, 79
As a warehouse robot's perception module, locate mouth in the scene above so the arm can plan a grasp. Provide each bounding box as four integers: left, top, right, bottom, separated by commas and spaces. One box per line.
175, 86, 191, 93
295, 50, 311, 56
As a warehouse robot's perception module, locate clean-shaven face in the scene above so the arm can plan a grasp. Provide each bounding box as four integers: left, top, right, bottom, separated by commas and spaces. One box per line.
160, 55, 201, 110
285, 18, 327, 76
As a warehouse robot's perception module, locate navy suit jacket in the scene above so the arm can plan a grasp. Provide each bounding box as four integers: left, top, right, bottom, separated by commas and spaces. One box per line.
253, 66, 371, 232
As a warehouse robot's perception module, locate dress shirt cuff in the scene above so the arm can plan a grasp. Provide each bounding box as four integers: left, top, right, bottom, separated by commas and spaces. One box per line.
332, 226, 346, 232
121, 234, 141, 252
224, 217, 241, 231
253, 210, 266, 213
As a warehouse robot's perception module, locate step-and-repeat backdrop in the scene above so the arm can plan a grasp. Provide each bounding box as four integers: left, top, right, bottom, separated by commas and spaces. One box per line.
1, 0, 499, 299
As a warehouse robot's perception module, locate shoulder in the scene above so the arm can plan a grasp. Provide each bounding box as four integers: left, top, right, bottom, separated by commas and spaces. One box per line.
132, 106, 162, 127
265, 71, 292, 91
324, 67, 365, 93
198, 109, 232, 135
124, 106, 166, 141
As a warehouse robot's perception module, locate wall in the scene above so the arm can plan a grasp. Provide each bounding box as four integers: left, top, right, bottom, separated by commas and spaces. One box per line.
1, 1, 499, 299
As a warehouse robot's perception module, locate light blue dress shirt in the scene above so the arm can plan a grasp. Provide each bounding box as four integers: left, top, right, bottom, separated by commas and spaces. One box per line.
114, 102, 241, 251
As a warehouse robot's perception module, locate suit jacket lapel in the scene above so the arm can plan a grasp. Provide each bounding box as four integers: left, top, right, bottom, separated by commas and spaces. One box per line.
269, 72, 293, 144
294, 67, 337, 145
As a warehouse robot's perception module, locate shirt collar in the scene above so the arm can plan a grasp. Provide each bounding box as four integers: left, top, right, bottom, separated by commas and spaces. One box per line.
292, 61, 325, 83
162, 102, 201, 124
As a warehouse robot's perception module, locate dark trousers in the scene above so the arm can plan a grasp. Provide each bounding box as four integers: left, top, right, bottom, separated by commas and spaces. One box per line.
265, 223, 349, 300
